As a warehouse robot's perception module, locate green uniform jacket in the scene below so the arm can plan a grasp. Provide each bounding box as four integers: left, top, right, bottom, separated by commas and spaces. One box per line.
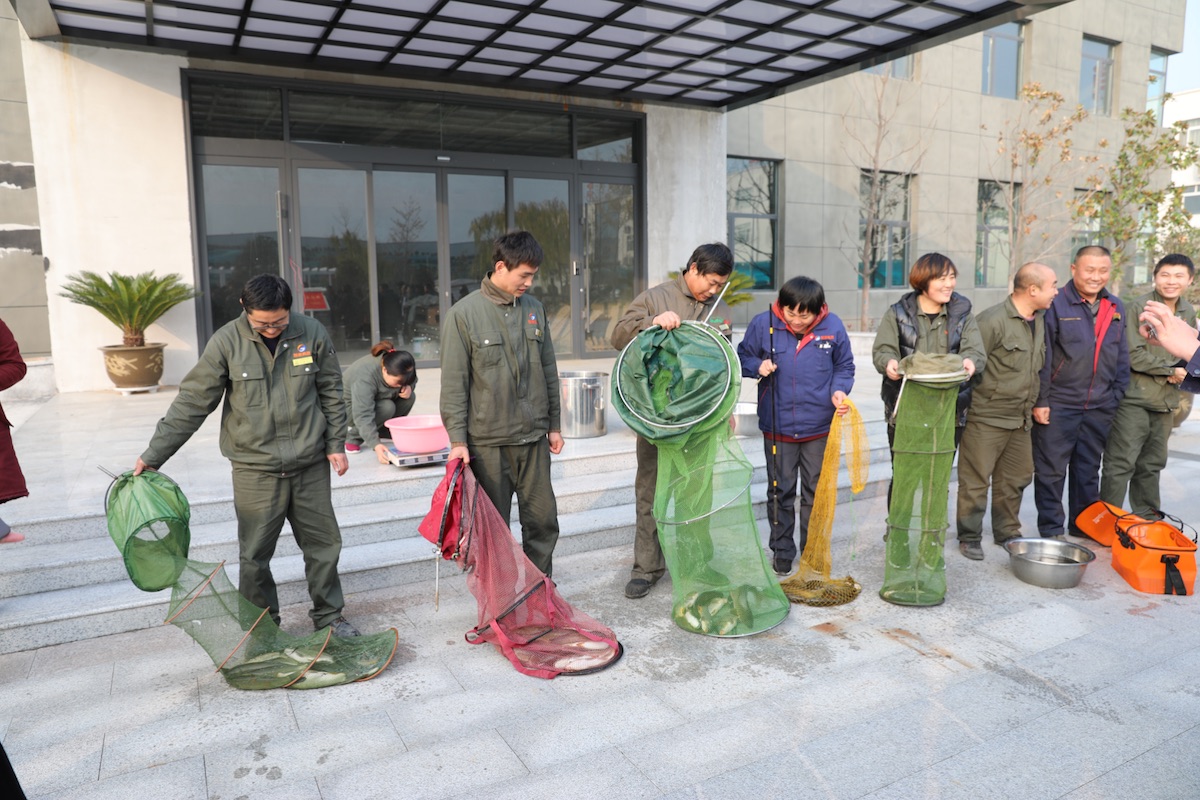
871, 300, 986, 374
440, 276, 560, 448
968, 296, 1046, 430
141, 314, 347, 473
610, 274, 733, 350
343, 352, 416, 449
1123, 290, 1198, 412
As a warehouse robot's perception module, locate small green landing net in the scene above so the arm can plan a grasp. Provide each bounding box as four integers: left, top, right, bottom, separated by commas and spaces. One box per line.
614, 321, 790, 637
880, 353, 965, 607
105, 470, 398, 689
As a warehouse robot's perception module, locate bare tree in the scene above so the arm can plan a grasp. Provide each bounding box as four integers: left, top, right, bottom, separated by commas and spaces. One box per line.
841, 68, 940, 331
980, 83, 1099, 284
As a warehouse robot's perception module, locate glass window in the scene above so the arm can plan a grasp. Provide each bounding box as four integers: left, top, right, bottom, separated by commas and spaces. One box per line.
976, 180, 1014, 288
982, 22, 1023, 99
189, 81, 283, 139
1080, 37, 1115, 116
859, 171, 910, 289
576, 116, 636, 162
726, 158, 779, 290
864, 55, 913, 80
373, 170, 438, 351
1071, 189, 1105, 257
1147, 49, 1170, 126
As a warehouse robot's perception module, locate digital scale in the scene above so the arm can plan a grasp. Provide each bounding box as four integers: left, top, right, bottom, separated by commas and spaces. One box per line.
384, 446, 450, 468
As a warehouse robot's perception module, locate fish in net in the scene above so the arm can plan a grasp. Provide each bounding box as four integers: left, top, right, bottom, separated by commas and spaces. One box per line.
779, 397, 868, 606
614, 321, 790, 636
105, 470, 398, 689
418, 460, 623, 678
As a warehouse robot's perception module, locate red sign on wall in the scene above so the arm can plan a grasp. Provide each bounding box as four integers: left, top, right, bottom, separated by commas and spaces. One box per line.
303, 289, 329, 312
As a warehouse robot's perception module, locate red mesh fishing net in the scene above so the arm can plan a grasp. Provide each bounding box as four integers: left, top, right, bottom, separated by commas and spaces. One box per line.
419, 460, 623, 678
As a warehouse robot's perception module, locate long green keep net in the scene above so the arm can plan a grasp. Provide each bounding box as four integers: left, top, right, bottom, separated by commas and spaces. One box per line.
880, 353, 966, 607
105, 471, 398, 689
614, 321, 790, 637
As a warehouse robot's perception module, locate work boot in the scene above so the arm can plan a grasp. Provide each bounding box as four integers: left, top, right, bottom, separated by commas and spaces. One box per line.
773, 557, 792, 576
958, 541, 984, 561
322, 616, 361, 637
624, 578, 653, 599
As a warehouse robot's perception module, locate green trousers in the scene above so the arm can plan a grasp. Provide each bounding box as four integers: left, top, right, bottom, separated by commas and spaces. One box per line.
1100, 401, 1173, 517
955, 420, 1032, 543
231, 460, 345, 629
469, 439, 560, 577
630, 434, 666, 583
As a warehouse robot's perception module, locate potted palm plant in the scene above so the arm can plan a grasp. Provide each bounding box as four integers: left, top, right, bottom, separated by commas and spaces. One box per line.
60, 271, 197, 392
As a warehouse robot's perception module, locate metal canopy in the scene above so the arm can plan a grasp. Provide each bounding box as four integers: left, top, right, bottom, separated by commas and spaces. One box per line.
22, 0, 1059, 109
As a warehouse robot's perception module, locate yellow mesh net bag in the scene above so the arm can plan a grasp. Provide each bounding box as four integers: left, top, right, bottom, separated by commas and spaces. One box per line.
779, 398, 868, 606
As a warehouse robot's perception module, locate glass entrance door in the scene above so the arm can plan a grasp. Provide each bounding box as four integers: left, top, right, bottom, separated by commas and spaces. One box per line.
372, 170, 438, 354
197, 164, 285, 336
582, 180, 636, 353
514, 176, 572, 355
296, 167, 371, 365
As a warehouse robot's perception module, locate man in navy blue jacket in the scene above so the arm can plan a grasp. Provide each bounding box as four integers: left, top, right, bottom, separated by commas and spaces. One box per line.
738, 276, 854, 576
1032, 246, 1129, 539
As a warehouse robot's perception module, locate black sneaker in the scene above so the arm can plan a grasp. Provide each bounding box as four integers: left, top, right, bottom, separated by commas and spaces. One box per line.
958, 541, 984, 561
773, 558, 792, 576
624, 578, 653, 599
324, 616, 361, 637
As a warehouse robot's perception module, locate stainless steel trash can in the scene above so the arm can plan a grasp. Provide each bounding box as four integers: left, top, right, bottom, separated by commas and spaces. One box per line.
559, 371, 608, 438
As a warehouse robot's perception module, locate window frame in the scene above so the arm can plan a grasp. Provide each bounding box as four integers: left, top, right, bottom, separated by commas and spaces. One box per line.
726, 156, 781, 290
981, 22, 1024, 99
1147, 48, 1170, 126
859, 170, 911, 290
1080, 36, 1116, 116
975, 180, 1016, 288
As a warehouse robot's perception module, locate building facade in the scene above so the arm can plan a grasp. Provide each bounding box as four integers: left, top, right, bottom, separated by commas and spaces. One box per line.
726, 0, 1187, 329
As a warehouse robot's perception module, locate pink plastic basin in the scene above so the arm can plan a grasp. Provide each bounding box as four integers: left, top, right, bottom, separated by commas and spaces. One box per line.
384, 415, 450, 454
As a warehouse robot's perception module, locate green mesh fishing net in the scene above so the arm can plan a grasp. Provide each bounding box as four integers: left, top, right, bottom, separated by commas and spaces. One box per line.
614, 321, 790, 637
105, 471, 398, 689
880, 353, 966, 607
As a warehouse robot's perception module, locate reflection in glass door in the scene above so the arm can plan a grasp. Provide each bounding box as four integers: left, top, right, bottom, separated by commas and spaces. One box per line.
446, 173, 506, 359
582, 181, 636, 353
372, 171, 438, 354
199, 164, 282, 335
297, 168, 371, 365
514, 177, 572, 356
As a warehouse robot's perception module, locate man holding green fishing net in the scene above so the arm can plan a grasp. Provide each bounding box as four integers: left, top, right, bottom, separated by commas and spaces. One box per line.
611, 242, 734, 600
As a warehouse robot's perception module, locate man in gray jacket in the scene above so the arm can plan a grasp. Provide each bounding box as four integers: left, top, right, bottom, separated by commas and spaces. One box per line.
610, 242, 734, 599
440, 231, 564, 576
134, 275, 357, 637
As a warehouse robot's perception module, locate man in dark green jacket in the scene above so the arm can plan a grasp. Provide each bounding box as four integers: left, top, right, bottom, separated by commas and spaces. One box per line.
955, 263, 1058, 559
440, 231, 564, 576
134, 275, 358, 637
1101, 254, 1196, 516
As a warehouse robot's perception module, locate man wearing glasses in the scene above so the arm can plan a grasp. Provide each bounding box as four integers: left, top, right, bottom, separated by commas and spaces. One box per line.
134, 274, 359, 638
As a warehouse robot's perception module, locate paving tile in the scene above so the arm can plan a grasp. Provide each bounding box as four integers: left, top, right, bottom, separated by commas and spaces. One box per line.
496, 689, 686, 771
0, 662, 113, 719
1059, 724, 1200, 800
4, 729, 104, 798
203, 710, 403, 797
287, 656, 467, 730
35, 756, 206, 800
0, 648, 31, 684
317, 729, 528, 800
388, 683, 568, 749
448, 746, 660, 800
98, 689, 296, 778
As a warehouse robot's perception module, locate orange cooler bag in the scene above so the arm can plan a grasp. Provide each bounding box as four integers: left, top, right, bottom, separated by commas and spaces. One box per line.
1111, 516, 1197, 596
1075, 501, 1123, 547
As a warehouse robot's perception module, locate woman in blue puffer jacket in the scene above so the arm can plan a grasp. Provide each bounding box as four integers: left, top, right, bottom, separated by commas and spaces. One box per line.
737, 276, 855, 577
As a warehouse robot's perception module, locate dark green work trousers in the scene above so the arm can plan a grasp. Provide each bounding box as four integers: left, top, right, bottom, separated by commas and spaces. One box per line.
1101, 402, 1173, 517
232, 460, 345, 629
470, 439, 560, 577
630, 435, 666, 583
955, 420, 1032, 543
